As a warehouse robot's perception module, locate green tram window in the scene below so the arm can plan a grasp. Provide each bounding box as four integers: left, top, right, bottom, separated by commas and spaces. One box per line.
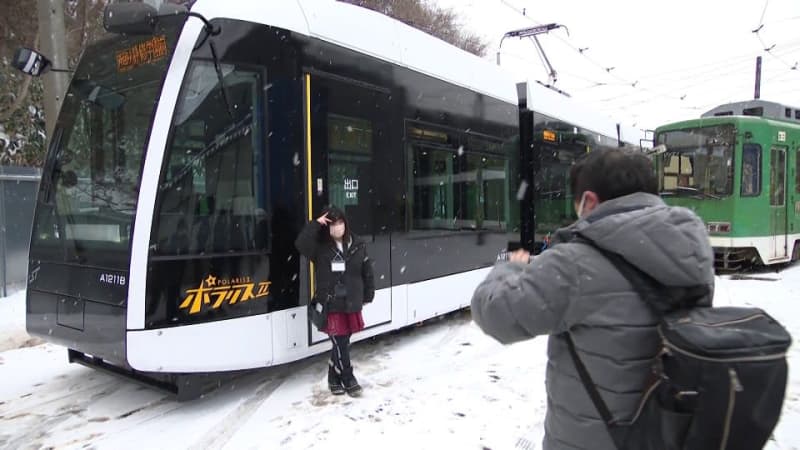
656, 125, 735, 197
741, 144, 761, 197
796, 147, 800, 194
770, 147, 787, 206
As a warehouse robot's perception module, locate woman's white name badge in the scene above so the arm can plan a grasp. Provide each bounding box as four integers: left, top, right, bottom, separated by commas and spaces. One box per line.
332, 261, 346, 272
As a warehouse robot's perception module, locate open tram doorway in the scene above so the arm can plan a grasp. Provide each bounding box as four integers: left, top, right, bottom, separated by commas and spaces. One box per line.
770, 146, 789, 261
304, 72, 393, 344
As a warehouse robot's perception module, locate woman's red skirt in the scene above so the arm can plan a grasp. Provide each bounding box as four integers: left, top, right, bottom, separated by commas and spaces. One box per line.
324, 311, 365, 336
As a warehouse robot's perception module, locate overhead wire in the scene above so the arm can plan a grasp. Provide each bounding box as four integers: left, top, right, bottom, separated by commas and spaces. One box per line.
497, 0, 694, 104
752, 0, 800, 72
496, 0, 800, 124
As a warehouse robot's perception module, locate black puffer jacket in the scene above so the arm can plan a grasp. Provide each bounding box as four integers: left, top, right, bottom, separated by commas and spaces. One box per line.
295, 221, 374, 313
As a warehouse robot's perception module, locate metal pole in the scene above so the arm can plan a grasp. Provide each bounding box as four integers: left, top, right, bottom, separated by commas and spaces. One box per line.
0, 176, 7, 298
754, 56, 762, 100
516, 82, 536, 252
532, 36, 557, 86
38, 0, 70, 143
497, 36, 506, 66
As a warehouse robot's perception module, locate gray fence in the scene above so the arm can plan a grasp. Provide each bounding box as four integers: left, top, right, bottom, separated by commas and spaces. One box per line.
1, 166, 41, 297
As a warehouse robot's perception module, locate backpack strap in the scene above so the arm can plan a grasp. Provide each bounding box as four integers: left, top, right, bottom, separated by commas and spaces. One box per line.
572, 233, 709, 312
565, 334, 630, 450
564, 233, 710, 449
564, 334, 617, 426
571, 233, 667, 313
563, 233, 670, 450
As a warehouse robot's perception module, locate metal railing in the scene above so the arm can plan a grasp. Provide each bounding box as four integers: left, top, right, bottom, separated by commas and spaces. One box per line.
0, 166, 41, 297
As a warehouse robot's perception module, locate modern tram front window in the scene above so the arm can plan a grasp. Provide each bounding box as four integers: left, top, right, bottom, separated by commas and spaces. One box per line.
30, 22, 182, 267
152, 60, 267, 256
656, 125, 735, 197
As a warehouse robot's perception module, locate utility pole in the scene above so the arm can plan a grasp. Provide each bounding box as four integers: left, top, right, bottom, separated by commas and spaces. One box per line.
754, 56, 762, 100
38, 0, 70, 142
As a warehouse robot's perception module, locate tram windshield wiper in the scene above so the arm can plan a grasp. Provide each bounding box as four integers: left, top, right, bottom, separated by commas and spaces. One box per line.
72, 79, 126, 110
207, 40, 235, 120
179, 10, 234, 120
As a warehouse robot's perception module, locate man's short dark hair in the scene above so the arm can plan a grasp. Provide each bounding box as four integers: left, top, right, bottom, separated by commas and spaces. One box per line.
569, 149, 658, 202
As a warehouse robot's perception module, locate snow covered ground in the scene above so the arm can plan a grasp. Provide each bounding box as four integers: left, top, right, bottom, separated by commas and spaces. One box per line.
0, 289, 39, 353
1, 267, 799, 450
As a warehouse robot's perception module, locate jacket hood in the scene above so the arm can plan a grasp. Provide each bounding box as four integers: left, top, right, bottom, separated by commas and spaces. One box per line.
567, 192, 714, 288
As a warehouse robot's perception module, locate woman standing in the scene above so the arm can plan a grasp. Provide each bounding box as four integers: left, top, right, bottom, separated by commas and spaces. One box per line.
295, 206, 374, 397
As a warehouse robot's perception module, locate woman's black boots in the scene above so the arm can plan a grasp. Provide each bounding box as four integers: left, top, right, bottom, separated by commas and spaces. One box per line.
328, 363, 345, 395
329, 335, 362, 397
341, 368, 362, 397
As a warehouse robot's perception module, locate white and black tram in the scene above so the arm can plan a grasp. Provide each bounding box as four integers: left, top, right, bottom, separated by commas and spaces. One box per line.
21, 0, 645, 397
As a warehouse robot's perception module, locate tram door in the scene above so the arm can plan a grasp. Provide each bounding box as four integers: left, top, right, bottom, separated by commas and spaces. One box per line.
769, 146, 788, 260
304, 73, 393, 343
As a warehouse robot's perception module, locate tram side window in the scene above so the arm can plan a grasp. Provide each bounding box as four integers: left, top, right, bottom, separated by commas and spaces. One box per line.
409, 127, 508, 231
153, 61, 268, 256
411, 146, 458, 229
327, 113, 373, 235
532, 123, 592, 232
796, 147, 800, 194
741, 144, 761, 197
770, 148, 786, 207
481, 154, 508, 230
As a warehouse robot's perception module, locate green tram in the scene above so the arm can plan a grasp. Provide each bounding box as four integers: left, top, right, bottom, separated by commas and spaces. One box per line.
654, 100, 800, 270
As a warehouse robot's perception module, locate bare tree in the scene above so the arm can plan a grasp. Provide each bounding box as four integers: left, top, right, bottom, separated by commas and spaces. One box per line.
0, 0, 109, 167
339, 0, 488, 57
0, 0, 46, 166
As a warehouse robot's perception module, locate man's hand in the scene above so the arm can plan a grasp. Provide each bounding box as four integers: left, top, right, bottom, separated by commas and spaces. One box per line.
509, 249, 530, 264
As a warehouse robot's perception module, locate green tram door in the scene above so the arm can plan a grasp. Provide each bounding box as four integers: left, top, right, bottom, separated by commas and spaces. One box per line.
304, 73, 393, 344
769, 146, 789, 261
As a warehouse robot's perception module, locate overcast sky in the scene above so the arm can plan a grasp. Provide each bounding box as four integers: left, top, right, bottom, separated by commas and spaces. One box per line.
433, 0, 800, 131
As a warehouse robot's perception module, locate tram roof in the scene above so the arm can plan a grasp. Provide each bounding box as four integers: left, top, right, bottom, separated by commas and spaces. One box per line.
190, 0, 645, 146
702, 100, 800, 123
656, 114, 800, 133
190, 0, 514, 102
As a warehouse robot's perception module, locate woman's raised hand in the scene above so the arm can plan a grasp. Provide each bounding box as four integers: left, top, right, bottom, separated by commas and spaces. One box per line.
316, 212, 332, 226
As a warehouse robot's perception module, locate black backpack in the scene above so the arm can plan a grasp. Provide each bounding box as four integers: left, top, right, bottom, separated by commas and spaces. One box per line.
566, 237, 792, 450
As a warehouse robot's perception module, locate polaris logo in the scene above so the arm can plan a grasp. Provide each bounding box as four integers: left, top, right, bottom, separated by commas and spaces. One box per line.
99, 273, 127, 286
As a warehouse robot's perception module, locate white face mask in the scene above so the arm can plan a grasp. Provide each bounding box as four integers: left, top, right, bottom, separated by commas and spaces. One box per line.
329, 222, 345, 239
576, 192, 587, 219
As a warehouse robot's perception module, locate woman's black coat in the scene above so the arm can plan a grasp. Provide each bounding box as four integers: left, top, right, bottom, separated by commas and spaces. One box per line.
295, 221, 375, 313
